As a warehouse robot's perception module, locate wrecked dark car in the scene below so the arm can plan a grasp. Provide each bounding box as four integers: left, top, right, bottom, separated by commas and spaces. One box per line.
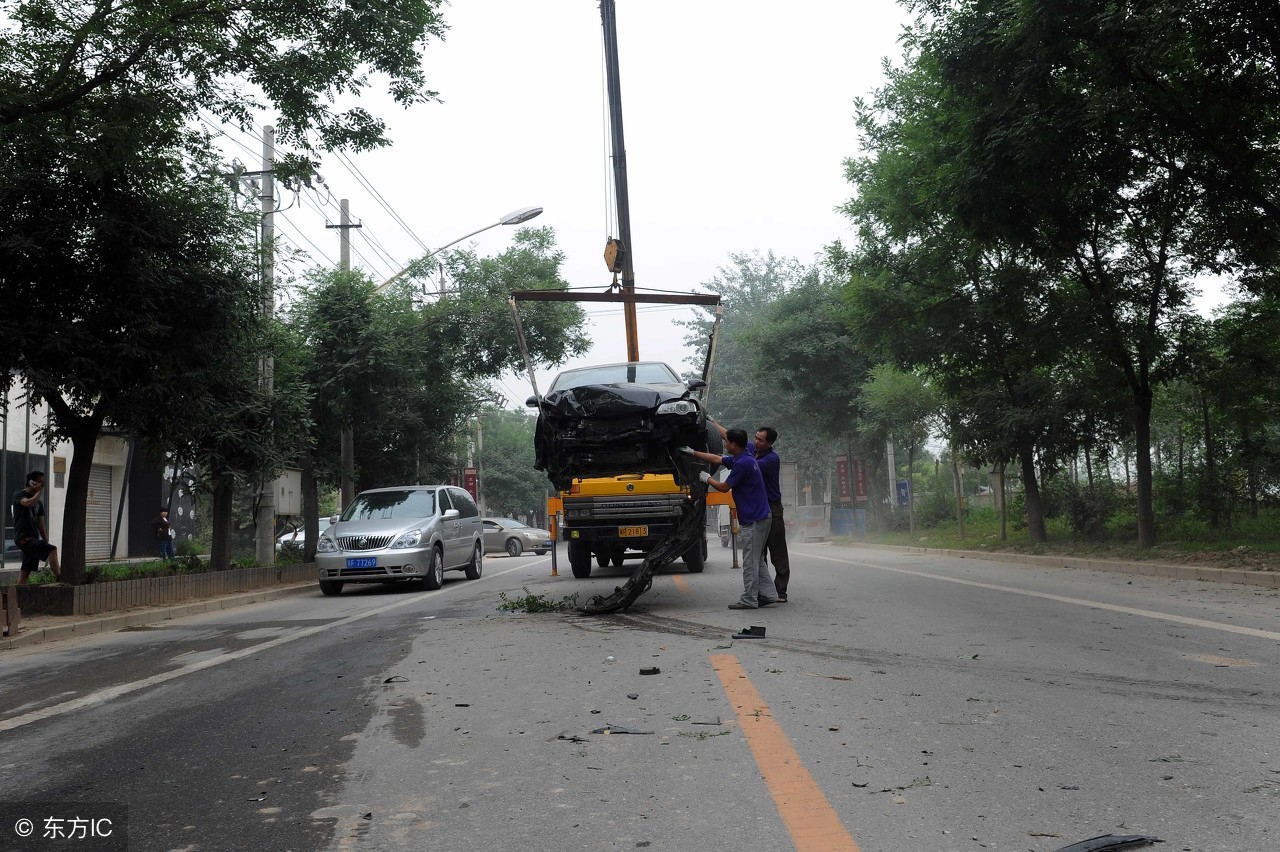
529, 361, 717, 491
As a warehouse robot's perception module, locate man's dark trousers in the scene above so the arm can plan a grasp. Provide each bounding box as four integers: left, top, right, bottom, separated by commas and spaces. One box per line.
766, 501, 791, 597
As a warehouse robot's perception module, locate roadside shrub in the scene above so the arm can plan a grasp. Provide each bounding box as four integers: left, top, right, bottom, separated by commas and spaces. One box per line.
176, 537, 201, 557
914, 488, 955, 527
1062, 482, 1121, 539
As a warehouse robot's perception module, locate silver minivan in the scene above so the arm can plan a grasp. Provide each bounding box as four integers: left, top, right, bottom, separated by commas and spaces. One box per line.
315, 485, 483, 596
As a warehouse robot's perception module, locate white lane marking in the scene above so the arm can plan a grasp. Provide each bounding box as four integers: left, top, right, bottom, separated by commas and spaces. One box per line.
802, 550, 1280, 642
0, 562, 537, 732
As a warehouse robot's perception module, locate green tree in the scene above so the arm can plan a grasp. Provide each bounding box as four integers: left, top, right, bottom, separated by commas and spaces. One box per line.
860, 365, 940, 534
477, 408, 548, 519
0, 0, 447, 153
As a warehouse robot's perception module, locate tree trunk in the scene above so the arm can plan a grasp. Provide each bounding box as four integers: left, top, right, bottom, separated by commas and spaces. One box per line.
1134, 389, 1157, 547
1019, 442, 1048, 544
994, 461, 1007, 541
210, 473, 235, 570
301, 445, 319, 564
906, 445, 916, 535
864, 454, 885, 533
951, 445, 965, 539
59, 419, 103, 585
1201, 392, 1219, 529
1084, 445, 1094, 487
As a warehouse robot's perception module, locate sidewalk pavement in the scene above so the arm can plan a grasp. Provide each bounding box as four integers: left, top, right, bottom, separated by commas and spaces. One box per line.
1, 581, 317, 651
843, 540, 1280, 588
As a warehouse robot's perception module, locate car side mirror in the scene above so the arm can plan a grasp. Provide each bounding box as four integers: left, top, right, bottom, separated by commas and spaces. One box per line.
443, 509, 460, 520
329, 515, 339, 525
686, 378, 707, 391
526, 395, 539, 407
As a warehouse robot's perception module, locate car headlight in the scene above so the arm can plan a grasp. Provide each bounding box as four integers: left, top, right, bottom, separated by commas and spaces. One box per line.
317, 537, 337, 553
656, 400, 697, 416
390, 530, 422, 548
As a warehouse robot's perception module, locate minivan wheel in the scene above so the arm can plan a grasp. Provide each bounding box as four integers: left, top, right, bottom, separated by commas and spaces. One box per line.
319, 580, 344, 596
421, 547, 444, 590
465, 542, 483, 580
505, 538, 522, 557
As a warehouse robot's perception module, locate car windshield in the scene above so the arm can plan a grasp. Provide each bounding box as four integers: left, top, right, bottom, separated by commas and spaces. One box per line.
341, 490, 435, 522
550, 363, 680, 392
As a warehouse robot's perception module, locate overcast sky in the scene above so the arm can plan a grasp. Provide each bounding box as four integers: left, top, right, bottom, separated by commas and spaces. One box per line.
213, 1, 912, 405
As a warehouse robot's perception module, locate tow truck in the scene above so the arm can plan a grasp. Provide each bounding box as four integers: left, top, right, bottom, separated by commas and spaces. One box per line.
508, 0, 724, 613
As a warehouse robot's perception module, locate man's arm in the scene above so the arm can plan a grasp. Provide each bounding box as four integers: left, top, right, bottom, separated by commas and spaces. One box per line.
686, 449, 721, 465
708, 419, 728, 441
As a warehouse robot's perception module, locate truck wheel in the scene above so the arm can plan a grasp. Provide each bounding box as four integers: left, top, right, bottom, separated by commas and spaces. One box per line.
683, 537, 706, 573
319, 580, 344, 596
610, 553, 625, 567
595, 552, 609, 568
568, 540, 592, 578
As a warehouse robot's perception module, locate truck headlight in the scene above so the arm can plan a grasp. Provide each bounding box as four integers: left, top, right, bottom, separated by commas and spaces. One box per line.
656, 400, 696, 416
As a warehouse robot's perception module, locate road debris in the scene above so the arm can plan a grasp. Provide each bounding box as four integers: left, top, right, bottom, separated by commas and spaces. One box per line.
733, 626, 766, 639
382, 675, 408, 684
590, 724, 653, 735
1051, 834, 1163, 851
804, 672, 852, 681
639, 666, 660, 675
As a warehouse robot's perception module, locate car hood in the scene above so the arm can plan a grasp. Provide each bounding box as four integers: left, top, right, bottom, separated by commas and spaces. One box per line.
330, 519, 428, 537
540, 382, 690, 417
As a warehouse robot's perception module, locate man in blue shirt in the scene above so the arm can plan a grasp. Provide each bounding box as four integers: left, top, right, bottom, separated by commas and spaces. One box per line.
752, 426, 791, 602
711, 420, 793, 601
682, 429, 779, 609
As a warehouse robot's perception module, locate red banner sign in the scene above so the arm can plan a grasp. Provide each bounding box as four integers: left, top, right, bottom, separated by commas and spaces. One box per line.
835, 455, 852, 503
854, 459, 868, 502
463, 468, 478, 500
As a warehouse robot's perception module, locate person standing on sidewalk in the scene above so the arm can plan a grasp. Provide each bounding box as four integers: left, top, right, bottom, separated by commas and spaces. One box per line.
752, 426, 792, 602
681, 429, 779, 609
11, 471, 62, 584
151, 508, 176, 561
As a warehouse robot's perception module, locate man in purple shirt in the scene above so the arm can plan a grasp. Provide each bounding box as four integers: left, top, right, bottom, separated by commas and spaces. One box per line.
752, 426, 791, 602
682, 428, 779, 609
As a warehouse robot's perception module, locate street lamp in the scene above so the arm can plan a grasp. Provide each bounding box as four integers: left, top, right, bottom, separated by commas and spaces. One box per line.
375, 206, 543, 295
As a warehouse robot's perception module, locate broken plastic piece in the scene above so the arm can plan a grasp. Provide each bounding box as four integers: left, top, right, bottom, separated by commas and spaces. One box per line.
590, 724, 654, 735
382, 675, 408, 684
1052, 834, 1163, 852
639, 666, 660, 675
734, 626, 766, 639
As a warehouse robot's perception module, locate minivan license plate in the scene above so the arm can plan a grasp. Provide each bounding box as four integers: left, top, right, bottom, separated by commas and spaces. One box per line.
346, 557, 377, 568
618, 526, 647, 538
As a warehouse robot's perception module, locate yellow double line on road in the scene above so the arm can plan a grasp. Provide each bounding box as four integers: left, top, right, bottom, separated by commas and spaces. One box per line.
711, 654, 861, 852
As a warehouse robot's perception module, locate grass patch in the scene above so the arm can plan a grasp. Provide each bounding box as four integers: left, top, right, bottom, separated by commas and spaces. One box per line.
497, 587, 579, 613
848, 509, 1280, 571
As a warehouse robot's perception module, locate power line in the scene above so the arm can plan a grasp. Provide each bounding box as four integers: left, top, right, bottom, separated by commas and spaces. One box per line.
330, 148, 431, 255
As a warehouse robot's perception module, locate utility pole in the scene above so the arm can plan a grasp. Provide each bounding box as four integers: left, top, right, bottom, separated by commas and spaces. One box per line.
886, 439, 897, 511
327, 199, 362, 510
255, 125, 277, 569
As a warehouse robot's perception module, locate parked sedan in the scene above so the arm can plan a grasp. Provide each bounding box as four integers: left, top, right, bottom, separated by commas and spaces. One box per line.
483, 517, 552, 557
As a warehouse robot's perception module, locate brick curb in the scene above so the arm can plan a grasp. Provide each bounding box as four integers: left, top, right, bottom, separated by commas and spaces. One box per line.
1, 582, 317, 651
838, 541, 1280, 589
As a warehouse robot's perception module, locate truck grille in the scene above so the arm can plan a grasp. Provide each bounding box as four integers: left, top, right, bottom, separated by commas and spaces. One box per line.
563, 494, 687, 521
337, 535, 394, 551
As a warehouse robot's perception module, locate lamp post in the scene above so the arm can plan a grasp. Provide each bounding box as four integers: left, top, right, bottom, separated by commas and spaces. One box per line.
339, 207, 542, 510
375, 205, 543, 296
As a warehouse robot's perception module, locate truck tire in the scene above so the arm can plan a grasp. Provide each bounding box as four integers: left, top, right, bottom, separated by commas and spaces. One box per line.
595, 552, 609, 569
568, 540, 592, 578
682, 536, 706, 573
610, 553, 625, 567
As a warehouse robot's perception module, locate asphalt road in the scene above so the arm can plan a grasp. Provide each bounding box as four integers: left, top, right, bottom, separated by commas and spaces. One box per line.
1, 542, 1277, 852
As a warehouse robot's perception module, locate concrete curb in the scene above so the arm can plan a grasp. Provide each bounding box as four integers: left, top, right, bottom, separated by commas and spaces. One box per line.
838, 541, 1280, 589
1, 582, 317, 651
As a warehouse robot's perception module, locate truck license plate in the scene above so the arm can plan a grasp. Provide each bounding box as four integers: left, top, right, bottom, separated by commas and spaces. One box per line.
618, 526, 648, 538
346, 557, 377, 568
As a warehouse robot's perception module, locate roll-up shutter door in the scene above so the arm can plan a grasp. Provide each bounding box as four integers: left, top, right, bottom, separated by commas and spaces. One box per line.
85, 464, 113, 560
